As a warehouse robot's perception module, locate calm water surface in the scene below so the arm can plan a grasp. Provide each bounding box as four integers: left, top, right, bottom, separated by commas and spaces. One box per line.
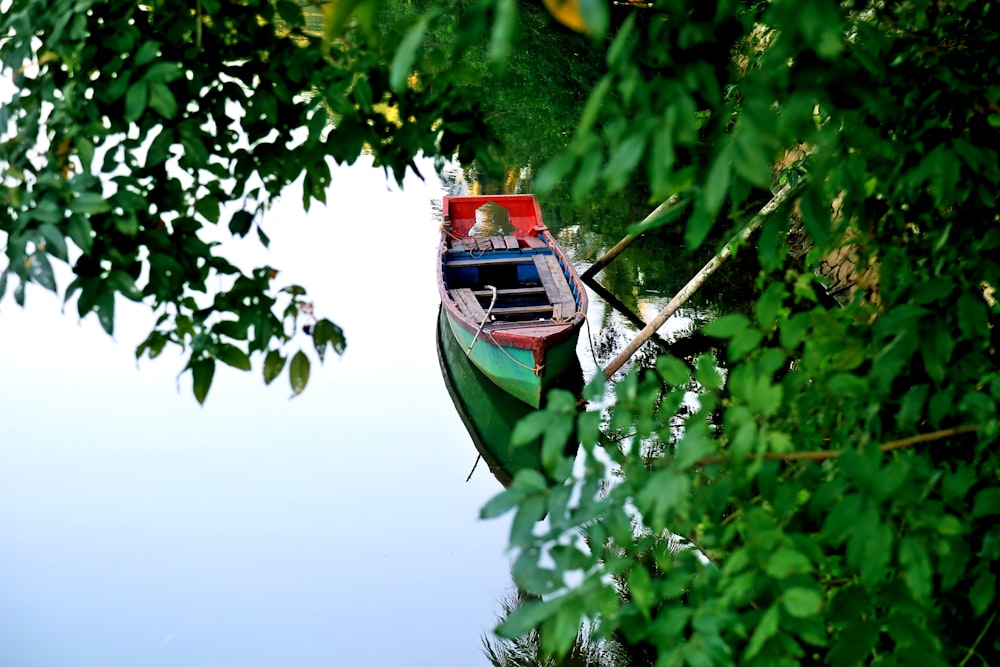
0, 152, 721, 666
0, 159, 523, 667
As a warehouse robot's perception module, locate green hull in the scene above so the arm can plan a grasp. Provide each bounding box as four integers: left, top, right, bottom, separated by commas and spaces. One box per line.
436, 306, 582, 487
443, 313, 579, 408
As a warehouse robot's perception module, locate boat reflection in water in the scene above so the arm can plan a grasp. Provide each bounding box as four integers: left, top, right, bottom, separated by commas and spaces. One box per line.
436, 306, 583, 488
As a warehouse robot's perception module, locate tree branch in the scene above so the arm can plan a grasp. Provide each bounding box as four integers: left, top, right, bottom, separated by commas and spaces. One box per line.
694, 424, 980, 466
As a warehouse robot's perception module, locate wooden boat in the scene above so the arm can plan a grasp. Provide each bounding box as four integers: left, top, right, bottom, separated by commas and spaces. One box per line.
435, 305, 582, 488
437, 194, 588, 408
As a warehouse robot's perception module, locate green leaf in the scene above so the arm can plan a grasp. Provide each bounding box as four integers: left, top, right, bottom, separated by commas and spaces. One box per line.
195, 196, 220, 224
744, 604, 780, 660
899, 536, 932, 601
674, 427, 714, 469
571, 151, 602, 204
783, 587, 823, 618
69, 192, 111, 215
826, 373, 868, 398
733, 129, 773, 188
289, 350, 310, 396
973, 488, 1000, 518
146, 127, 174, 166
969, 569, 996, 616
134, 40, 161, 66
704, 143, 732, 218
510, 493, 547, 546
495, 598, 560, 639
576, 75, 611, 136
95, 288, 115, 335
229, 211, 254, 237
390, 18, 426, 93
956, 292, 989, 342
765, 547, 812, 579
512, 411, 553, 447
534, 152, 577, 195
136, 330, 168, 360
142, 61, 183, 84
755, 283, 786, 331
105, 269, 143, 301
488, 0, 517, 65
604, 131, 647, 193
579, 0, 609, 36
934, 513, 964, 536
148, 82, 177, 119
38, 223, 68, 262
312, 318, 346, 362
703, 314, 751, 339
276, 0, 304, 26
828, 620, 879, 667
779, 312, 811, 350
513, 547, 562, 596
920, 319, 955, 384
125, 80, 149, 123
540, 410, 575, 475
628, 564, 654, 616
263, 350, 286, 385
114, 212, 139, 237
728, 328, 764, 361
694, 354, 723, 392
480, 487, 523, 519
27, 252, 57, 292
191, 358, 216, 405
799, 186, 831, 248
656, 356, 690, 386
216, 344, 251, 371
512, 469, 550, 494
606, 14, 635, 68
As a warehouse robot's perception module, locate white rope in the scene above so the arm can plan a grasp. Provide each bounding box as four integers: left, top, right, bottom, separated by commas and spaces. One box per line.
465, 285, 498, 356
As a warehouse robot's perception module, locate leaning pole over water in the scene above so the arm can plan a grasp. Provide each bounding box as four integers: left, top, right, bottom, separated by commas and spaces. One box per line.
602, 183, 799, 379
581, 194, 681, 280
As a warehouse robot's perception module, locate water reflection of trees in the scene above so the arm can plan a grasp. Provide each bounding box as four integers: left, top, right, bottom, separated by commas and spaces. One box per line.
484, 587, 631, 667
394, 2, 762, 661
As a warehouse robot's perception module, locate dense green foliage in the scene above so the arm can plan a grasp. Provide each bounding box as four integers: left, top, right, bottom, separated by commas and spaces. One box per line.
0, 0, 501, 400
3, 0, 999, 665
485, 1, 1000, 665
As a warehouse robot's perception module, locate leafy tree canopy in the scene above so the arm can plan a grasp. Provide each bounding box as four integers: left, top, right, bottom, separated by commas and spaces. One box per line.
1, 0, 504, 400
3, 0, 1000, 665
483, 1, 1000, 665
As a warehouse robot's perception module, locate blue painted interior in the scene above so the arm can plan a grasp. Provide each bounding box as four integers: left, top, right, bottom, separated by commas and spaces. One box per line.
443, 248, 554, 291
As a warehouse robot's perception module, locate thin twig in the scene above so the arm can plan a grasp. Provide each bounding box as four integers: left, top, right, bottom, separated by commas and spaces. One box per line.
196, 0, 203, 49
466, 454, 481, 482
958, 611, 995, 667
694, 424, 980, 466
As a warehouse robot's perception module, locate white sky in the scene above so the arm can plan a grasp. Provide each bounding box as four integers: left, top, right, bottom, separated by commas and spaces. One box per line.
0, 96, 517, 666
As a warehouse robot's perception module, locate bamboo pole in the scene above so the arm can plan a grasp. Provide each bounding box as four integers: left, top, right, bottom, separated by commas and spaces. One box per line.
582, 276, 673, 353
602, 183, 797, 379
581, 195, 680, 280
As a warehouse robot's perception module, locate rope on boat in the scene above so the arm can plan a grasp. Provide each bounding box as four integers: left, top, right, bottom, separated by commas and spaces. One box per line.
466, 285, 498, 356
493, 342, 545, 374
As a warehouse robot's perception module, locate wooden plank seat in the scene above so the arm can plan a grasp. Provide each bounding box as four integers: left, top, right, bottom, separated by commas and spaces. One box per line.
451, 288, 552, 320
470, 286, 546, 298
448, 235, 521, 253
450, 288, 487, 322
532, 255, 577, 318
